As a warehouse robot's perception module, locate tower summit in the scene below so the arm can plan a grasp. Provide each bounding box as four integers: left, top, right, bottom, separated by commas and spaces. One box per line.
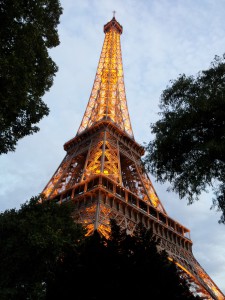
42, 17, 224, 300
77, 16, 133, 138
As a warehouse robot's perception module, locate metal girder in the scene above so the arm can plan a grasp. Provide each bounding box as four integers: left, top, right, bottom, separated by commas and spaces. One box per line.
42, 16, 225, 300
77, 17, 133, 138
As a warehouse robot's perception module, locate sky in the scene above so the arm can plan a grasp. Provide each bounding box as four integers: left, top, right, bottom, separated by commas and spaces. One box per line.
1, 0, 225, 295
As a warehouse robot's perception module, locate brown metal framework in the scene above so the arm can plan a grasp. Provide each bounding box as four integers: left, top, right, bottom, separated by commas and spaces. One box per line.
77, 18, 133, 138
42, 17, 224, 300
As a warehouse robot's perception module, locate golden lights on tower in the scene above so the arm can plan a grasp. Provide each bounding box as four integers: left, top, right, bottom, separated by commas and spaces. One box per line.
41, 16, 225, 299
77, 17, 133, 138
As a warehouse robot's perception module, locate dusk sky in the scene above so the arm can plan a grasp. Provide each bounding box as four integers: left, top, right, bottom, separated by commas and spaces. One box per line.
1, 0, 225, 294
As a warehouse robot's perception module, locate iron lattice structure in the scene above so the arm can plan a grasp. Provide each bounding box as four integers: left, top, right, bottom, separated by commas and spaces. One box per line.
42, 17, 224, 300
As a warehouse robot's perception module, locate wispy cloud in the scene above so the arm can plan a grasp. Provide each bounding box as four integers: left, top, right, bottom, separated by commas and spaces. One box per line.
0, 0, 224, 294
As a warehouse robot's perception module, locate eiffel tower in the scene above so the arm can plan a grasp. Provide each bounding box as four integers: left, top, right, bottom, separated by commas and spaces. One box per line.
42, 16, 224, 300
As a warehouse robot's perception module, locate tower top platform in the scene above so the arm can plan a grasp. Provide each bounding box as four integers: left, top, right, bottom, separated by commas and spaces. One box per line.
104, 17, 123, 34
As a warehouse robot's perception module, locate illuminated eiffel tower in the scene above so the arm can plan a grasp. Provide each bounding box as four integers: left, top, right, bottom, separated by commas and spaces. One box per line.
42, 16, 224, 300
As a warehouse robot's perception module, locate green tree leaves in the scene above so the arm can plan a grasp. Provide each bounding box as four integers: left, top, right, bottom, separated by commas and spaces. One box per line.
0, 0, 62, 154
0, 197, 85, 299
0, 199, 201, 299
144, 54, 225, 223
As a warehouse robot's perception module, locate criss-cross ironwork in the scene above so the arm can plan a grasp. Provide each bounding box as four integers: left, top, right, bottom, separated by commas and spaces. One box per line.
42, 17, 224, 300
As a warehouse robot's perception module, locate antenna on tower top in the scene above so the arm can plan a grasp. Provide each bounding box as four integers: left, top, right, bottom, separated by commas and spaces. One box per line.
112, 10, 116, 18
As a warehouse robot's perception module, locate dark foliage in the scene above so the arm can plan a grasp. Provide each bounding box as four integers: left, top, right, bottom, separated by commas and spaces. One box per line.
0, 197, 85, 299
47, 220, 201, 300
144, 54, 225, 223
0, 0, 62, 154
0, 198, 201, 299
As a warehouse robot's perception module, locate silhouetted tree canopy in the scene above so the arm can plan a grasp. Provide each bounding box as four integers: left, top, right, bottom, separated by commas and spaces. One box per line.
0, 0, 62, 154
144, 54, 225, 224
0, 197, 85, 299
0, 198, 201, 299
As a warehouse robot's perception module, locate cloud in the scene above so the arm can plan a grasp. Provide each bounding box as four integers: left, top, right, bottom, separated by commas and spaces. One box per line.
0, 0, 225, 294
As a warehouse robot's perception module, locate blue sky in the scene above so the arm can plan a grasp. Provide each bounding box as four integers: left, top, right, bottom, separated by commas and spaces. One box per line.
1, 0, 225, 295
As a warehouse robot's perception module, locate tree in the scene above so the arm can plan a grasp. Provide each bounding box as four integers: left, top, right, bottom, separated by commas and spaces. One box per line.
0, 0, 63, 154
48, 220, 201, 300
0, 198, 201, 299
106, 221, 201, 300
0, 197, 85, 299
144, 54, 225, 223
